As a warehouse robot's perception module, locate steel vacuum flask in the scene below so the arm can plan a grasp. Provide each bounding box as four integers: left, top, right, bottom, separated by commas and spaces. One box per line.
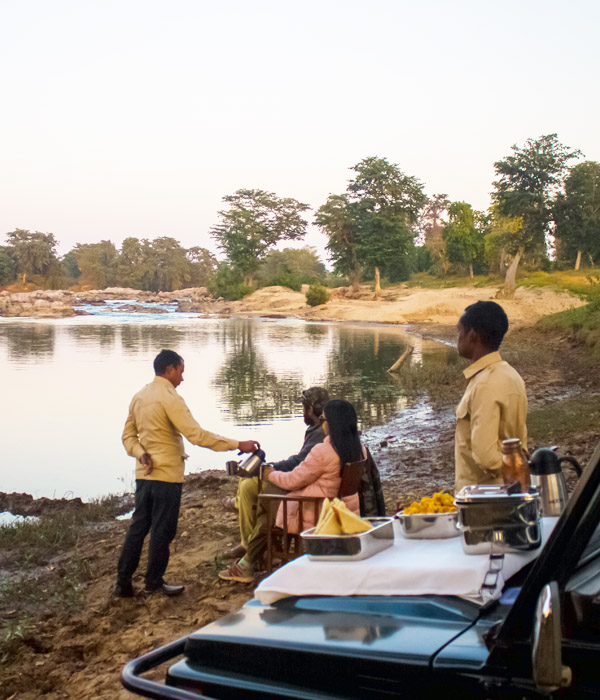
238, 449, 266, 477
529, 448, 582, 516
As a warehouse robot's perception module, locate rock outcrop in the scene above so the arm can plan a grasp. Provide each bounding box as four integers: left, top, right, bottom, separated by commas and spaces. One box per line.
0, 290, 78, 318
0, 287, 222, 318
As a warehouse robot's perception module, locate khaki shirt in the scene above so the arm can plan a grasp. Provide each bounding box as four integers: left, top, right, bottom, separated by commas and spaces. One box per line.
455, 352, 528, 492
122, 376, 239, 483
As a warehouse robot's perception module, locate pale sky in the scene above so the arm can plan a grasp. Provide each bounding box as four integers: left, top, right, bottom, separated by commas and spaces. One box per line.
1, 0, 598, 258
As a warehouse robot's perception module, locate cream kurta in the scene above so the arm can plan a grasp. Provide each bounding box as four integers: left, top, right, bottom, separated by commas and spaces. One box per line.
122, 376, 239, 483
455, 351, 528, 492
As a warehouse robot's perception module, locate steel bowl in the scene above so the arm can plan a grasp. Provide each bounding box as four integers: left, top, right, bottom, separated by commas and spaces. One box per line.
396, 511, 459, 539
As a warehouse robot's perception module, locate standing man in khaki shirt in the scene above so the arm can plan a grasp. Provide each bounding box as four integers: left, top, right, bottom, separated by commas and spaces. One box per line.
455, 301, 528, 492
115, 349, 259, 598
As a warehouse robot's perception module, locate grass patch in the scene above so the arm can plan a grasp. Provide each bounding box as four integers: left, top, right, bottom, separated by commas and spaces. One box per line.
0, 494, 120, 662
528, 394, 600, 446
0, 494, 124, 568
537, 304, 600, 357
517, 268, 599, 300
408, 268, 600, 301
391, 352, 467, 405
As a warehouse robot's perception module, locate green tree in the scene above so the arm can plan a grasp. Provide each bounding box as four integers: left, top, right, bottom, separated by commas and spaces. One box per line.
421, 193, 451, 275
256, 247, 326, 290
146, 237, 191, 292
210, 189, 310, 285
5, 229, 59, 284
349, 157, 427, 293
186, 246, 218, 287
315, 194, 362, 290
492, 134, 581, 297
317, 157, 427, 293
554, 161, 600, 270
61, 250, 81, 284
118, 237, 151, 289
0, 246, 17, 285
207, 263, 253, 301
442, 202, 484, 278
483, 207, 523, 276
74, 240, 119, 288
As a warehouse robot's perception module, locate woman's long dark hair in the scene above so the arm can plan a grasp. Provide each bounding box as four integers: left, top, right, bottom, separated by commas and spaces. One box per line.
323, 400, 362, 467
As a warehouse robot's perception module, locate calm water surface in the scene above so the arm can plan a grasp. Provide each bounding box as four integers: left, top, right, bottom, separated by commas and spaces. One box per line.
0, 306, 453, 500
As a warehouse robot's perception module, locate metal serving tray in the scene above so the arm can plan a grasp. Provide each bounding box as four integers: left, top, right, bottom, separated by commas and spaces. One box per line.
301, 517, 395, 561
455, 484, 541, 554
396, 511, 459, 539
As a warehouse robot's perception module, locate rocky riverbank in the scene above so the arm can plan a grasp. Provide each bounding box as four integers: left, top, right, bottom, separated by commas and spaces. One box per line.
0, 282, 585, 323
0, 287, 219, 318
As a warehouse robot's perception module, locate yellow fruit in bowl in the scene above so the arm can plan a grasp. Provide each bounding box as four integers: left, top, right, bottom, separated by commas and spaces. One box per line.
402, 492, 456, 515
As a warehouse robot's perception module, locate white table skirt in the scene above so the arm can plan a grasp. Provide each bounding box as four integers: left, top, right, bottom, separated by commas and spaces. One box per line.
254, 517, 558, 605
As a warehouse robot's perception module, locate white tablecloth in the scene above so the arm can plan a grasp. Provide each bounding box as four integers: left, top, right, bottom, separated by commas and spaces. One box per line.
254, 517, 557, 605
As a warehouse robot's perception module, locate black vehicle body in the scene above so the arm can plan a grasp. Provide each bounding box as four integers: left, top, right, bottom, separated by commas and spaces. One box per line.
123, 442, 600, 700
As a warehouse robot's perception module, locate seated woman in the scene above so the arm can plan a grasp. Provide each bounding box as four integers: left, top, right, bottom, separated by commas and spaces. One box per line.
264, 399, 364, 534
218, 399, 365, 583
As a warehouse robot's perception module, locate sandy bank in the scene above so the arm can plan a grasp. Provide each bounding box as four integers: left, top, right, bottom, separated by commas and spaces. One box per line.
228, 283, 585, 326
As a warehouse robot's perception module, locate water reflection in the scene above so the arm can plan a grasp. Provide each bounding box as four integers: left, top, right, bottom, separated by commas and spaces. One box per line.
0, 324, 56, 362
214, 322, 303, 423
325, 328, 409, 428
0, 315, 452, 499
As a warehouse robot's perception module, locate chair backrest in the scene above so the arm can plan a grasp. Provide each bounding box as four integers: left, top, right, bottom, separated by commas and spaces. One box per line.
338, 457, 367, 498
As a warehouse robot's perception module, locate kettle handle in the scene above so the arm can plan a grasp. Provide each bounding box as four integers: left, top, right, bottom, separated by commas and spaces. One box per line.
558, 455, 583, 478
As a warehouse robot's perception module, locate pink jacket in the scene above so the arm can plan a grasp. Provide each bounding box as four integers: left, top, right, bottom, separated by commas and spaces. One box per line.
268, 436, 361, 533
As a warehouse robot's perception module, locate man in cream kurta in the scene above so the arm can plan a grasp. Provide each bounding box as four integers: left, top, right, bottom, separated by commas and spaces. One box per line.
116, 349, 259, 598
455, 301, 528, 492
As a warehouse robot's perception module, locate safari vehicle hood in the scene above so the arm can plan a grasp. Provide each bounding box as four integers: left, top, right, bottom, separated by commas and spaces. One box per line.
166, 594, 494, 697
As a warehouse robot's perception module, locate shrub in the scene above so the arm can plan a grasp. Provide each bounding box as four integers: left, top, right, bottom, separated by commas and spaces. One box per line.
306, 284, 330, 307
207, 265, 253, 301
262, 272, 302, 291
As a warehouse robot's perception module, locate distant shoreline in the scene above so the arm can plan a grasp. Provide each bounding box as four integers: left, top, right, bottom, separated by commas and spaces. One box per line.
0, 282, 585, 325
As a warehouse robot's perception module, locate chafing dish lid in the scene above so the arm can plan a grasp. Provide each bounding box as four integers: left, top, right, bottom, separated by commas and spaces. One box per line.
455, 484, 539, 504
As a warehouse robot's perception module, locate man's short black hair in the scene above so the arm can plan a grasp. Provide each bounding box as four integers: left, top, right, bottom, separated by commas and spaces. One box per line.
301, 387, 329, 417
461, 301, 509, 351
154, 349, 183, 375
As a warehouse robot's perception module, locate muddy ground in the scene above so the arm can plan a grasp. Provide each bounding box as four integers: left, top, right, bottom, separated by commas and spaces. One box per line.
1, 321, 599, 699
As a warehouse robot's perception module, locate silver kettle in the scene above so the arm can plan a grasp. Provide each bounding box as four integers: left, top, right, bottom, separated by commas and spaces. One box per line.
529, 447, 582, 516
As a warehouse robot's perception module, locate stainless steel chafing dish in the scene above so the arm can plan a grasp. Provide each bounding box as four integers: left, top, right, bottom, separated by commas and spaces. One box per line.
455, 484, 541, 555
396, 511, 459, 539
301, 517, 395, 561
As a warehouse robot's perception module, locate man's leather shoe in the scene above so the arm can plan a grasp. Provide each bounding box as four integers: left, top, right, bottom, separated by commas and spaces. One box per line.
114, 583, 135, 598
144, 582, 185, 597
224, 543, 246, 559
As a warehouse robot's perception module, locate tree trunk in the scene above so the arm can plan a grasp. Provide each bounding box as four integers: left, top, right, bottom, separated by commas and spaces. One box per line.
22, 272, 27, 284
575, 250, 582, 271
499, 249, 507, 274
374, 266, 381, 299
468, 263, 473, 280
498, 247, 524, 300
350, 268, 361, 293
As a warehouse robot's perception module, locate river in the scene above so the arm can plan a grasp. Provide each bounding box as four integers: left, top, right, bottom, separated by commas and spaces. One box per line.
0, 303, 454, 500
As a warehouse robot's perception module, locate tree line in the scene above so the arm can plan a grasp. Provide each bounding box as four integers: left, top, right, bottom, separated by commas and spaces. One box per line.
2, 133, 599, 299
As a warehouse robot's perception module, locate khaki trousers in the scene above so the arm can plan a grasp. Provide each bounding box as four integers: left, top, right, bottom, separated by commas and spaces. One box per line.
236, 477, 285, 562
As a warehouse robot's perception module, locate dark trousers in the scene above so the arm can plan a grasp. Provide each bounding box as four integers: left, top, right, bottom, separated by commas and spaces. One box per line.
117, 479, 182, 590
